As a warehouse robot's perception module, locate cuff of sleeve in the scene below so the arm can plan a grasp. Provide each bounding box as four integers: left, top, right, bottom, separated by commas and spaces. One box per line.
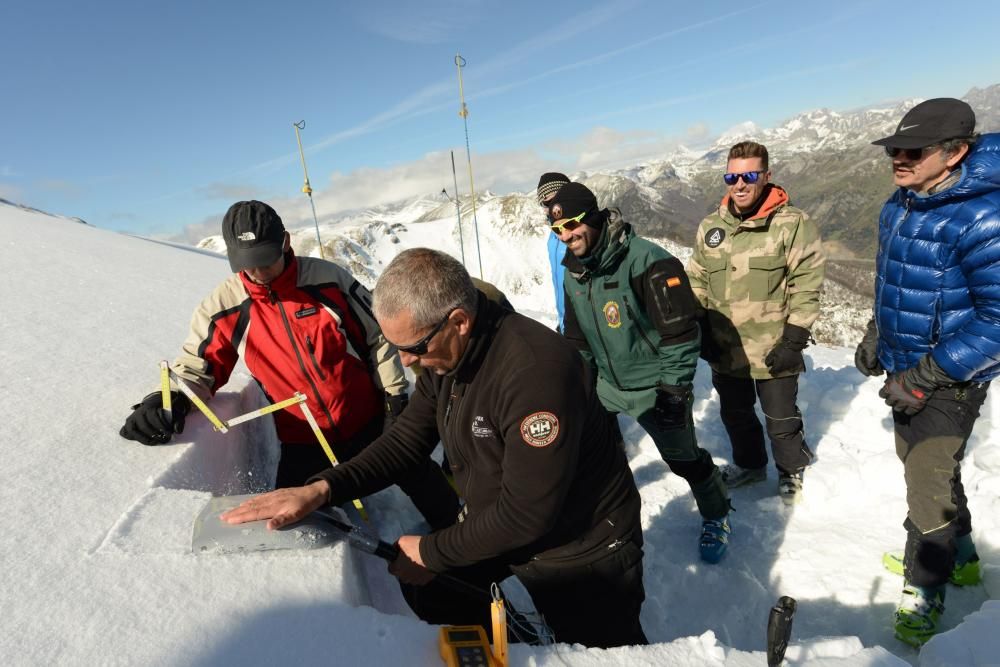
419, 531, 446, 573
306, 469, 343, 505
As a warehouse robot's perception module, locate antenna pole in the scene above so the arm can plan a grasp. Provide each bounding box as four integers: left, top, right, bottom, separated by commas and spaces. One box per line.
454, 54, 483, 278
293, 120, 326, 259
449, 151, 466, 266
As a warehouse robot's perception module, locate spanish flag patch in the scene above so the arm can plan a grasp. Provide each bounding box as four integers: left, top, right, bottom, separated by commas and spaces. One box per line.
666, 276, 682, 287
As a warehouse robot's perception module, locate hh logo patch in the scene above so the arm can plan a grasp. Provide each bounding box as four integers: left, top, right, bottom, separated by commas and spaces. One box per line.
520, 412, 559, 447
705, 228, 726, 248
603, 301, 622, 328
471, 415, 494, 438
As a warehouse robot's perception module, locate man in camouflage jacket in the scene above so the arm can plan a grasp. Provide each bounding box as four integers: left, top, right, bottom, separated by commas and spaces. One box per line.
687, 141, 825, 504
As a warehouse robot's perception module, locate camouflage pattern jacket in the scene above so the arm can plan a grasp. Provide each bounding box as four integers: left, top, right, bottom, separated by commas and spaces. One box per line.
687, 184, 825, 379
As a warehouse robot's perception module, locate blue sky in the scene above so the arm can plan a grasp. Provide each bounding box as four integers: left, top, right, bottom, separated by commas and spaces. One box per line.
3, 0, 999, 241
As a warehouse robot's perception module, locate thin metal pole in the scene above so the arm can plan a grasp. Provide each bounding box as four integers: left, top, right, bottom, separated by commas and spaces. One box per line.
454, 54, 483, 278
293, 120, 326, 259
450, 150, 466, 266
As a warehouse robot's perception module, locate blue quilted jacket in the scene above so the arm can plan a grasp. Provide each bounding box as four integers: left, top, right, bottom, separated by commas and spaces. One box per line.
875, 133, 1000, 381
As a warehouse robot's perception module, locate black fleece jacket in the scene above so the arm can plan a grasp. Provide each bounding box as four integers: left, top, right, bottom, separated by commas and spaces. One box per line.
312, 294, 641, 572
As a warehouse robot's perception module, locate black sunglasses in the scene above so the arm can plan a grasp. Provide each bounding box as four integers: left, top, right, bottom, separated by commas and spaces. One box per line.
395, 310, 454, 356
884, 145, 934, 160
723, 171, 764, 186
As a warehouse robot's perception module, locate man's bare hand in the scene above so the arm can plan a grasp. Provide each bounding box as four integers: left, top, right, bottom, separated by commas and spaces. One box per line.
388, 535, 436, 585
220, 480, 330, 530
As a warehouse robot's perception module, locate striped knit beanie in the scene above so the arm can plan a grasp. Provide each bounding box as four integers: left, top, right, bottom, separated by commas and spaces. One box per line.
536, 172, 570, 205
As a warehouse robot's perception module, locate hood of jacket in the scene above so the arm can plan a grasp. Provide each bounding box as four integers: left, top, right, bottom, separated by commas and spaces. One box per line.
718, 183, 790, 228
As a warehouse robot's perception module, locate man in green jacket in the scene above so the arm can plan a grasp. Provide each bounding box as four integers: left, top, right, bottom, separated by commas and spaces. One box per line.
552, 182, 732, 563
687, 141, 825, 505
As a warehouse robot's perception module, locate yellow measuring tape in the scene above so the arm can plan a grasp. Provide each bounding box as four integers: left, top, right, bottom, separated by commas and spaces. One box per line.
298, 395, 368, 521
159, 363, 367, 519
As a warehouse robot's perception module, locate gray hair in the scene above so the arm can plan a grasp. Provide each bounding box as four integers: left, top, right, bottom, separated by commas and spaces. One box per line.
938, 133, 980, 157
373, 248, 479, 328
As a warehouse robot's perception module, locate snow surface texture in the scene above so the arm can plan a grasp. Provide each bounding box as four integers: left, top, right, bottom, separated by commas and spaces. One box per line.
1, 201, 997, 666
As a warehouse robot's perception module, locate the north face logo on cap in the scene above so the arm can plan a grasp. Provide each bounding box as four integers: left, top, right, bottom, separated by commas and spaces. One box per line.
238, 232, 257, 241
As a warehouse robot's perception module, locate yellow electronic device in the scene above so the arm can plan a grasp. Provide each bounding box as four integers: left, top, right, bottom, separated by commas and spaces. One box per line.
438, 586, 509, 667
438, 625, 497, 667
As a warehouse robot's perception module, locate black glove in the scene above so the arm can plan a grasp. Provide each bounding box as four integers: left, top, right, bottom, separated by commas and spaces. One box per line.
120, 391, 191, 446
764, 323, 811, 375
878, 355, 954, 416
383, 393, 409, 433
854, 318, 884, 377
653, 384, 691, 431
698, 312, 722, 363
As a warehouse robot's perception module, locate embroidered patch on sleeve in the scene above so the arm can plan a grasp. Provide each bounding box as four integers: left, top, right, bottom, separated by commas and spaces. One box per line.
666, 276, 681, 287
520, 411, 560, 447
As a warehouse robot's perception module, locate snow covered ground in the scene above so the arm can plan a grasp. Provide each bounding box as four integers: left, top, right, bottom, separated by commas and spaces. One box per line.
1, 201, 997, 666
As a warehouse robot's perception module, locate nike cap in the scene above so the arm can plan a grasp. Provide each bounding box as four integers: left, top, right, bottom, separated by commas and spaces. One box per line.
872, 98, 976, 149
221, 200, 286, 272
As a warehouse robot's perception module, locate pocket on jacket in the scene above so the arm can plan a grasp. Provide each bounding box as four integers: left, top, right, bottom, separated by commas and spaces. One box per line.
748, 255, 786, 301
703, 256, 728, 300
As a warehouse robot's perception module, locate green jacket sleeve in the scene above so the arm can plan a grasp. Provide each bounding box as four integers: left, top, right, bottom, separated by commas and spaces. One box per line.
783, 211, 825, 329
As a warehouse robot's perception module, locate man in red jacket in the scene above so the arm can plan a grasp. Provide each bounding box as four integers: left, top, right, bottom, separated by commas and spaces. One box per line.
120, 200, 458, 529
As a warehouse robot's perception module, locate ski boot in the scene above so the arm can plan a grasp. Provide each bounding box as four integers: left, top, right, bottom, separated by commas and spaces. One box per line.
778, 470, 803, 506
894, 584, 945, 648
882, 551, 981, 587
720, 464, 767, 489
700, 514, 732, 564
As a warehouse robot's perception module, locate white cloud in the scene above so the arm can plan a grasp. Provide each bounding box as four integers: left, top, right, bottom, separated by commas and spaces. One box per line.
258, 124, 694, 231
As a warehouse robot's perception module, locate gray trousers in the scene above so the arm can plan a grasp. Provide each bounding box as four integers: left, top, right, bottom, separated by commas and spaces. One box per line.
894, 381, 989, 588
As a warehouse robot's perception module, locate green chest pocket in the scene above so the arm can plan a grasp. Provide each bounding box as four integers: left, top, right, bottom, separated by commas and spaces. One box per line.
703, 256, 728, 300
748, 255, 786, 301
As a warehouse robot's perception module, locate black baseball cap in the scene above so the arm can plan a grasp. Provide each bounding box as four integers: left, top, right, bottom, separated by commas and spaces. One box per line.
872, 98, 976, 149
221, 200, 286, 272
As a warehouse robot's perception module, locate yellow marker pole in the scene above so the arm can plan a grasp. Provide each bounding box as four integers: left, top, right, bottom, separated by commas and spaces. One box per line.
168, 371, 229, 433
226, 394, 306, 427
159, 360, 172, 422
298, 396, 368, 520
293, 120, 327, 259
454, 54, 484, 279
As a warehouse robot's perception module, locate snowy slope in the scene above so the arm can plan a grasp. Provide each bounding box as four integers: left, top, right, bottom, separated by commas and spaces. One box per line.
1, 200, 998, 666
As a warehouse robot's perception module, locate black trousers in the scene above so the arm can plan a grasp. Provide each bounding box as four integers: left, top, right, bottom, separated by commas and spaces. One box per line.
712, 371, 813, 475
399, 537, 648, 649
895, 381, 989, 588
274, 415, 459, 531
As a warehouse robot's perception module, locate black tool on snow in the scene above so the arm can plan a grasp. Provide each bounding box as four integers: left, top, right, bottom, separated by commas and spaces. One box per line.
766, 596, 796, 666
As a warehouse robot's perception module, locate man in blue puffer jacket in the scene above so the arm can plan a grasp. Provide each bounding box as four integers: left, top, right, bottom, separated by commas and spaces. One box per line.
855, 98, 1000, 647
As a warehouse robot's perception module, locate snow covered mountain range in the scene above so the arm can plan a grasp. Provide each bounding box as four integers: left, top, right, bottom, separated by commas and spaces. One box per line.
196, 84, 999, 350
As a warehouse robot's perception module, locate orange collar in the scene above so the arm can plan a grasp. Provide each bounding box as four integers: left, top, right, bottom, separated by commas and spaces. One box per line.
721, 184, 789, 221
